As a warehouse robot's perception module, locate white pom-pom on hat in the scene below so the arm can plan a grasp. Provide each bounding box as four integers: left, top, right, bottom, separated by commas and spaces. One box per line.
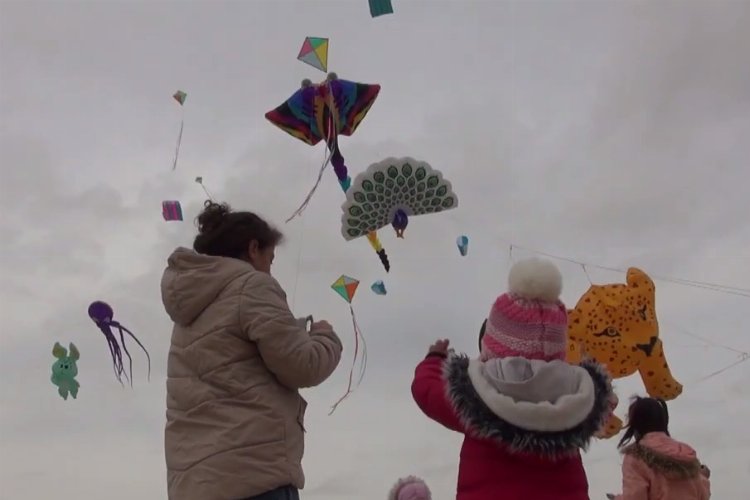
507, 257, 563, 302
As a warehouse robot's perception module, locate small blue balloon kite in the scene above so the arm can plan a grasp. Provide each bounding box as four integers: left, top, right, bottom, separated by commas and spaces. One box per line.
371, 280, 387, 295
457, 235, 469, 256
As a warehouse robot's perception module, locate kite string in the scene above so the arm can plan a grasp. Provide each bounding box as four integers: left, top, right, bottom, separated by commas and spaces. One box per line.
285, 115, 336, 223
665, 321, 748, 356
290, 216, 305, 312
659, 321, 750, 385
690, 353, 750, 385
172, 109, 185, 171
290, 143, 327, 310
500, 239, 750, 298
199, 182, 213, 200
352, 305, 368, 385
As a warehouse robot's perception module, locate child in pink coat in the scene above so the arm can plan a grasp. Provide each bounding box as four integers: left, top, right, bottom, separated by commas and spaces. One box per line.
388, 476, 431, 500
609, 397, 711, 500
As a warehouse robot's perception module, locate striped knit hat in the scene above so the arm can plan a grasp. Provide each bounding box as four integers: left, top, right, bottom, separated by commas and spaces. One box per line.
481, 257, 568, 362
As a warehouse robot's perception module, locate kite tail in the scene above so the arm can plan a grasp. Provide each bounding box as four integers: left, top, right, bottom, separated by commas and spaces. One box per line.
105, 331, 126, 386
116, 328, 135, 387
284, 147, 333, 223
328, 305, 367, 415
351, 305, 368, 385
172, 117, 184, 170
112, 321, 151, 382
329, 142, 351, 192
366, 231, 391, 272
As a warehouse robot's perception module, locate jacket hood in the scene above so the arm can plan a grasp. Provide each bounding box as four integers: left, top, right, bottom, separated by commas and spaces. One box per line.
622, 432, 702, 479
161, 247, 255, 326
444, 354, 612, 459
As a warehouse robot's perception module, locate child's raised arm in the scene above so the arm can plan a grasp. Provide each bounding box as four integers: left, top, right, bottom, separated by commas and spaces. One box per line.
411, 340, 464, 432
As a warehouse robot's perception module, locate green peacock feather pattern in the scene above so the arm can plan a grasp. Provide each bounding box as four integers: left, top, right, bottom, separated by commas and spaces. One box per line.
340, 157, 459, 240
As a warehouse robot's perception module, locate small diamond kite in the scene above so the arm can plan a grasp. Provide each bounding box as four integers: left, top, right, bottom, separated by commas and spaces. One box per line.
331, 275, 359, 303
329, 275, 367, 415
298, 37, 328, 73
173, 90, 187, 105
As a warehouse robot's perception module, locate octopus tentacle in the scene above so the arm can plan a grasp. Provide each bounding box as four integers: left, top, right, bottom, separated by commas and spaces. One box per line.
113, 321, 151, 381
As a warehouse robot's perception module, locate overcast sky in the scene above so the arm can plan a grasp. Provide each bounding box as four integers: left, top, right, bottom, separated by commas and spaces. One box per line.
1, 0, 749, 498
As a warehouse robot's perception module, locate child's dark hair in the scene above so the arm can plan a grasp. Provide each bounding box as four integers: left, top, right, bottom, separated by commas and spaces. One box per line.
618, 396, 670, 448
193, 200, 283, 259
478, 319, 487, 353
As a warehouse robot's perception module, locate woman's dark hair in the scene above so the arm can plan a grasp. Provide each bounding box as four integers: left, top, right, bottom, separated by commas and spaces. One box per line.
193, 200, 283, 259
478, 319, 487, 353
618, 396, 670, 448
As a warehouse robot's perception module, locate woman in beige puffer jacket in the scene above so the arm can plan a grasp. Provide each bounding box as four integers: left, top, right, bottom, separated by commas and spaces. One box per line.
161, 200, 342, 500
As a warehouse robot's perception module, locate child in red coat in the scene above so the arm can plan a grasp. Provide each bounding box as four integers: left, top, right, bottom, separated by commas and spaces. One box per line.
411, 258, 614, 500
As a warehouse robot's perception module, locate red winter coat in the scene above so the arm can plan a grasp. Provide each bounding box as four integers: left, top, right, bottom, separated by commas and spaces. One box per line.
411, 353, 613, 500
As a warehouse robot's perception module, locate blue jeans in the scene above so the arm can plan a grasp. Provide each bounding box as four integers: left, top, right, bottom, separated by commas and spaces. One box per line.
242, 486, 299, 500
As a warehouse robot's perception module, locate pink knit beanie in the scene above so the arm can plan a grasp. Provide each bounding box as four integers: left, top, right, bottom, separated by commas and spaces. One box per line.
388, 476, 432, 500
481, 257, 568, 362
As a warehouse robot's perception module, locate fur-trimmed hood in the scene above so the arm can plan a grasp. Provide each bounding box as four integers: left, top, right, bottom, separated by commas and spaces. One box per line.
444, 354, 612, 459
622, 432, 703, 479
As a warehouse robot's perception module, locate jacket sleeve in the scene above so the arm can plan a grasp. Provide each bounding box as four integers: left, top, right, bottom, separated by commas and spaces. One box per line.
616, 454, 651, 500
240, 272, 343, 389
411, 354, 464, 433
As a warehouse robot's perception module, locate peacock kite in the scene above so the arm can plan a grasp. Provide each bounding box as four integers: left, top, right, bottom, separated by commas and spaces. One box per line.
340, 158, 459, 261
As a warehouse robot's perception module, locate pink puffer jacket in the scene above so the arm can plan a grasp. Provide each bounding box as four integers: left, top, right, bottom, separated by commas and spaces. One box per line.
614, 432, 710, 500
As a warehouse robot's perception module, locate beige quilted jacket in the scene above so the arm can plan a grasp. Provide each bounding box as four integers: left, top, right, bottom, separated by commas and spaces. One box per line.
161, 247, 342, 500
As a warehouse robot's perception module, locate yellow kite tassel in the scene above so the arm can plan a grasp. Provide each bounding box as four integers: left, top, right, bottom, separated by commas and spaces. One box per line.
366, 231, 390, 272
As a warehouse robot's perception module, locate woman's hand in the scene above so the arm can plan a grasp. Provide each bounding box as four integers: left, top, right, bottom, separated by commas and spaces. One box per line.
311, 320, 333, 332
428, 339, 450, 356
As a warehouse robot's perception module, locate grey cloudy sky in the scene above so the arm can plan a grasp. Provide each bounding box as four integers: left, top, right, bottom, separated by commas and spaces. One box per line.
1, 0, 749, 498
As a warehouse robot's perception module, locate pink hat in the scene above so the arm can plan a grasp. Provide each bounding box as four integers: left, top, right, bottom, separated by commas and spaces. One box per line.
481, 257, 568, 362
388, 476, 432, 500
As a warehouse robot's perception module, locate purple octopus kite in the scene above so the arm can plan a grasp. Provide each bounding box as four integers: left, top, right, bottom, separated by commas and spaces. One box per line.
88, 301, 151, 386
